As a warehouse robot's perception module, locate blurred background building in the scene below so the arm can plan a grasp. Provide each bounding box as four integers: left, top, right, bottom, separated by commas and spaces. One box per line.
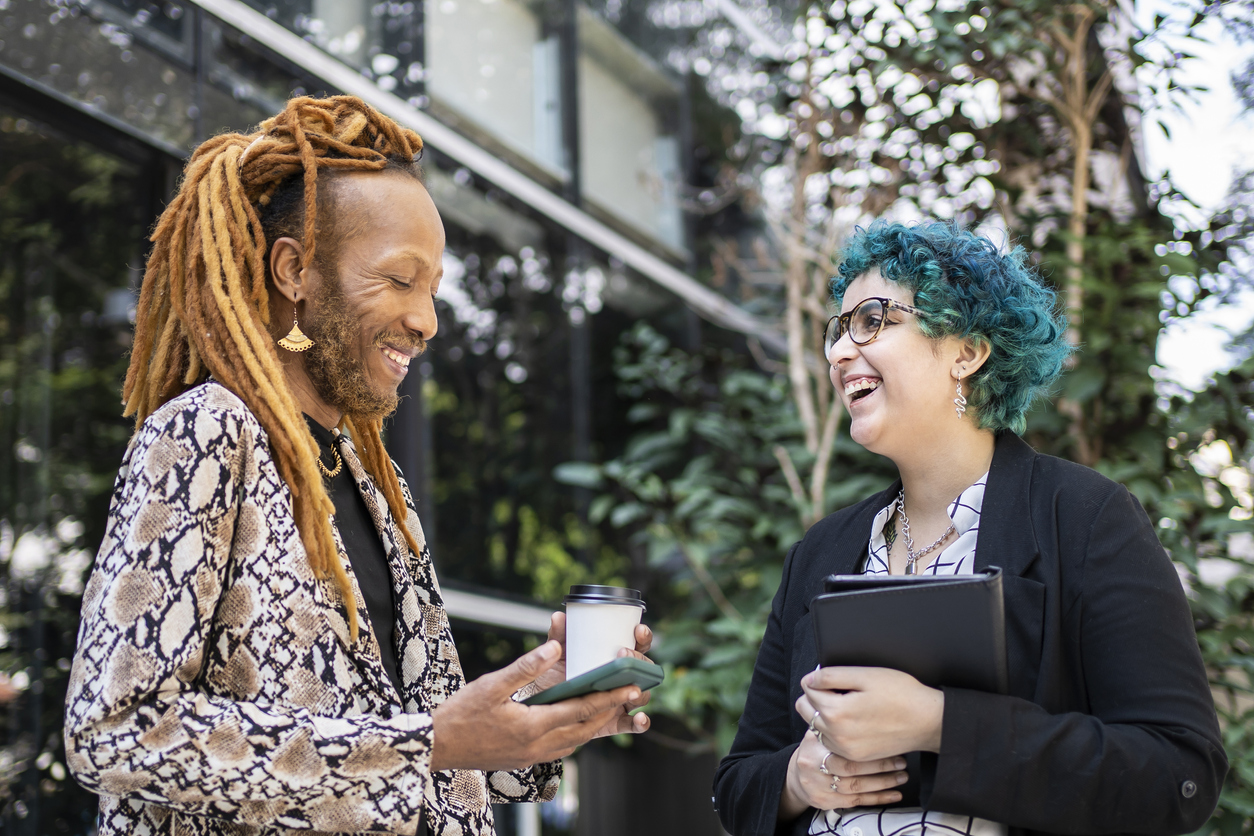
0, 0, 762, 833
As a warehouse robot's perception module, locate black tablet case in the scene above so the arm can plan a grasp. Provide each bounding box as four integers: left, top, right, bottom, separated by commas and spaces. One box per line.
811, 566, 1008, 694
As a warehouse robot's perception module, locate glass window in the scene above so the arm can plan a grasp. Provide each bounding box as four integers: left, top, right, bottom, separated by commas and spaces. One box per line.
0, 2, 198, 151
424, 0, 563, 173
239, 1, 423, 98
578, 10, 684, 253
0, 104, 157, 835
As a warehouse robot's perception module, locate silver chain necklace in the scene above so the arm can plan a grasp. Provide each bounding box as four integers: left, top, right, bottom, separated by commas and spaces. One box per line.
892, 489, 956, 575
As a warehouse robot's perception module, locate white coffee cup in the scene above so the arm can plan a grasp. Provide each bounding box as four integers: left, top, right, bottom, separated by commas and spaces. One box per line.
563, 585, 647, 679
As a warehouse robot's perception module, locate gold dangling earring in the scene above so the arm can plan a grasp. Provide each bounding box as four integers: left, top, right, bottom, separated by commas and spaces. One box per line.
954, 369, 968, 418
277, 310, 314, 352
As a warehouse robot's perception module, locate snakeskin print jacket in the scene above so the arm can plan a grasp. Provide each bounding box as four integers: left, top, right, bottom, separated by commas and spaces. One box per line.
65, 381, 560, 835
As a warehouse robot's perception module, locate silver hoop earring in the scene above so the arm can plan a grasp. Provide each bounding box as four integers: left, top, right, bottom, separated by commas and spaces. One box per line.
954, 373, 968, 418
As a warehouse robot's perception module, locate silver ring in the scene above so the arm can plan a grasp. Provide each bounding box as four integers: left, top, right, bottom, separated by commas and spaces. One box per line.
830, 774, 841, 792
818, 751, 833, 775
808, 709, 821, 733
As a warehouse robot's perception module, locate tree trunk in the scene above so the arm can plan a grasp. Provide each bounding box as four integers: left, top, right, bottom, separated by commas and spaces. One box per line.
785, 138, 823, 456
1065, 101, 1092, 346
1047, 3, 1113, 467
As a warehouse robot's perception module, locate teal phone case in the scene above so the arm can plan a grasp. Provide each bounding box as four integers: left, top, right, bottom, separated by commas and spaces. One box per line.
522, 656, 664, 706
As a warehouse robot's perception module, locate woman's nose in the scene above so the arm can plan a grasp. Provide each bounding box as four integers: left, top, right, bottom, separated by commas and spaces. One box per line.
826, 330, 858, 367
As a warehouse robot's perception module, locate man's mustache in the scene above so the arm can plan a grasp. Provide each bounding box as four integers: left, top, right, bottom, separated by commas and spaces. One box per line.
372, 331, 427, 355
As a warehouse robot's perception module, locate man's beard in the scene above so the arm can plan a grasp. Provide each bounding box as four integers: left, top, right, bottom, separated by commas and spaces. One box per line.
300, 269, 426, 421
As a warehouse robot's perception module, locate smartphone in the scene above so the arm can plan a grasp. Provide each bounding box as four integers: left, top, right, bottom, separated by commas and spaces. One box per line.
522, 656, 664, 706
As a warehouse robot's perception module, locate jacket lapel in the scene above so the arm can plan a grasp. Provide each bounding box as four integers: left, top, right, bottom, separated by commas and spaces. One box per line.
332, 435, 421, 706
794, 483, 901, 687
842, 483, 899, 574
336, 434, 460, 714
809, 482, 901, 603
812, 433, 1040, 589
973, 432, 1041, 578
973, 432, 1045, 700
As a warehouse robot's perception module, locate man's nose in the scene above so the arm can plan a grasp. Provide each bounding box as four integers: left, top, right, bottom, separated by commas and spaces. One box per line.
403, 292, 439, 341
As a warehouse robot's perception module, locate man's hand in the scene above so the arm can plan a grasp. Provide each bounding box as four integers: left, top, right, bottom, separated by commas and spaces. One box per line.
430, 640, 646, 772
529, 612, 654, 738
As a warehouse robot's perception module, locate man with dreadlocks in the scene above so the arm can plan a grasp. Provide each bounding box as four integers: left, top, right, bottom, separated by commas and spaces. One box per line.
64, 96, 653, 836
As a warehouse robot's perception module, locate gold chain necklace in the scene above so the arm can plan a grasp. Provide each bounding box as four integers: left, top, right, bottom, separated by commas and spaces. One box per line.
892, 489, 955, 575
316, 443, 343, 479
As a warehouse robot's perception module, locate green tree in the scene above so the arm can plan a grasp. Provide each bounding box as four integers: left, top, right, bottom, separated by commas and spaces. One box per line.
566, 1, 1254, 830
558, 322, 898, 752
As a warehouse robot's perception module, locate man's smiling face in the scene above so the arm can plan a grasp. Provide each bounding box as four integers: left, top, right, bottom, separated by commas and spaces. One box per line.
300, 169, 445, 420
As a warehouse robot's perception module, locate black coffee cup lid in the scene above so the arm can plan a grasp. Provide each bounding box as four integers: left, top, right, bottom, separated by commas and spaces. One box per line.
564, 584, 646, 610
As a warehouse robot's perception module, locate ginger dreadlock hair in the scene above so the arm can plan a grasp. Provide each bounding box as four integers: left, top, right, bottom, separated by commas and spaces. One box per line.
124, 96, 429, 639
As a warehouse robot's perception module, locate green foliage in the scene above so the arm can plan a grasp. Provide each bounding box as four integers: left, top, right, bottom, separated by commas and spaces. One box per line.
557, 323, 896, 752
571, 210, 1254, 835
1150, 356, 1254, 832
488, 501, 629, 606
643, 1, 1254, 828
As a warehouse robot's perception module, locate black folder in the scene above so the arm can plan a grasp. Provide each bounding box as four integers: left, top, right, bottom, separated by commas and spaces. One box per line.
811, 566, 1008, 694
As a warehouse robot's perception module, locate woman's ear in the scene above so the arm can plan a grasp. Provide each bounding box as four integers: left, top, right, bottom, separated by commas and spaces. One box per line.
269, 237, 307, 303
953, 337, 992, 379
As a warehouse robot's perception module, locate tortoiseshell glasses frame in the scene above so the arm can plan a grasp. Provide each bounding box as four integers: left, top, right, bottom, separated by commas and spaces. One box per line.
823, 297, 922, 355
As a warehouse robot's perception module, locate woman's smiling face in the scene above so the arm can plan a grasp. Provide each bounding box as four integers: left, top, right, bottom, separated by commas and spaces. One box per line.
828, 268, 967, 459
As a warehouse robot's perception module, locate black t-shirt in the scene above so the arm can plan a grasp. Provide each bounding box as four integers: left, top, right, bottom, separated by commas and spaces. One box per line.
304, 416, 405, 699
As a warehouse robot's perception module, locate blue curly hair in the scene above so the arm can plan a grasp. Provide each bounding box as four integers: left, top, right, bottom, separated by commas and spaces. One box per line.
833, 221, 1071, 434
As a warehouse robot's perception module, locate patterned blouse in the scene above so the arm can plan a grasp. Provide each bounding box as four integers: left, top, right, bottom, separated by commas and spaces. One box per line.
65, 382, 559, 836
809, 472, 1006, 836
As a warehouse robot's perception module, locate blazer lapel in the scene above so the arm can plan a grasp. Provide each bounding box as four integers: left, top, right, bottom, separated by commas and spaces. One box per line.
974, 432, 1045, 700
812, 437, 1039, 588
795, 482, 901, 681
332, 435, 416, 706
973, 432, 1041, 578
336, 434, 458, 714
809, 481, 901, 602
390, 509, 467, 713
844, 482, 899, 573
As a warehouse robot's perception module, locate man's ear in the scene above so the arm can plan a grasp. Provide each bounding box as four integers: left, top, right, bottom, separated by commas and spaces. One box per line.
269, 237, 307, 303
953, 337, 992, 379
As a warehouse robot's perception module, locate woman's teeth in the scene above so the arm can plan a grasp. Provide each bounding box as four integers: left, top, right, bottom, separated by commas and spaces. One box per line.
382, 347, 411, 368
844, 378, 880, 400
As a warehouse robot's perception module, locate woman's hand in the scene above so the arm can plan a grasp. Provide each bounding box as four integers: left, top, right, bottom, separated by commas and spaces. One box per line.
530, 612, 654, 737
778, 731, 908, 820
797, 666, 945, 763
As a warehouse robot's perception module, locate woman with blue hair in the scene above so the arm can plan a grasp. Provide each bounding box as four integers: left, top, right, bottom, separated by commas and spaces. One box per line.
713, 221, 1225, 836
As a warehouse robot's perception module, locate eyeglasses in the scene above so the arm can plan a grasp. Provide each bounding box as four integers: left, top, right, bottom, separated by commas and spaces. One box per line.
823, 297, 922, 354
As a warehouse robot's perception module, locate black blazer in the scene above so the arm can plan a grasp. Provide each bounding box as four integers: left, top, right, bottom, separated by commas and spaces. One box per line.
714, 432, 1227, 836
